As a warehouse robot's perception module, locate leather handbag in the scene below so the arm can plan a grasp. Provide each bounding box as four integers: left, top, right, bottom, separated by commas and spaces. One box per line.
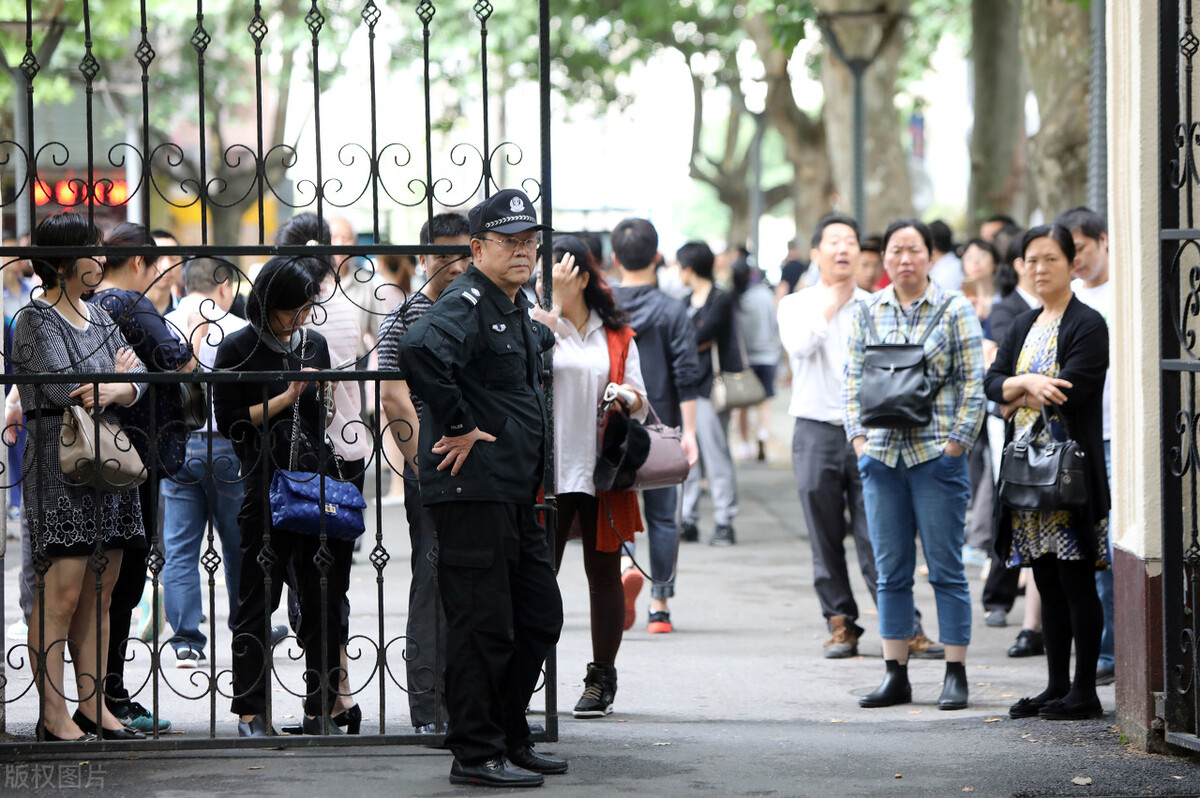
709, 321, 766, 414
59, 404, 148, 493
268, 331, 367, 541
998, 406, 1088, 511
179, 366, 208, 431
594, 399, 689, 493
858, 295, 955, 428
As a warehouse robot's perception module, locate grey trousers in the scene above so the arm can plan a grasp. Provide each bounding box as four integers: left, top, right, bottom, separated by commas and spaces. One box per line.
791, 418, 877, 628
403, 474, 447, 728
964, 424, 994, 551
682, 396, 739, 527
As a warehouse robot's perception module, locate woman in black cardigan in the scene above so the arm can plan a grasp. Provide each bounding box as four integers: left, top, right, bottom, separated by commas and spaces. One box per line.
213, 255, 353, 737
984, 224, 1110, 722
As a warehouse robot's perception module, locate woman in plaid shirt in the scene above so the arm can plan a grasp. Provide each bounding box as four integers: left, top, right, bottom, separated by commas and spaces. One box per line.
843, 219, 985, 711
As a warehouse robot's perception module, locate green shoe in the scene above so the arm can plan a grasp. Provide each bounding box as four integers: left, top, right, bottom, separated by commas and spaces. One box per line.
108, 699, 171, 732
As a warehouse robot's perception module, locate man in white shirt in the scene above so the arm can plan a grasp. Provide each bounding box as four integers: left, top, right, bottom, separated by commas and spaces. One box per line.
1056, 205, 1115, 686
928, 220, 963, 292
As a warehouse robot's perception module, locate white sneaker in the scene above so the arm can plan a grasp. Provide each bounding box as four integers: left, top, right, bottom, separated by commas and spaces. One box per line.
174, 646, 205, 669
7, 619, 28, 640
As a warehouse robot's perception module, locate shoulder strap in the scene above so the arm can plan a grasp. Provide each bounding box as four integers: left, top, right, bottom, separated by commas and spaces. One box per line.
858, 299, 883, 345
917, 295, 957, 345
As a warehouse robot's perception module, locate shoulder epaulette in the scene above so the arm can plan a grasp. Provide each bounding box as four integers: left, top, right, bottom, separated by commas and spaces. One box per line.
459, 287, 483, 307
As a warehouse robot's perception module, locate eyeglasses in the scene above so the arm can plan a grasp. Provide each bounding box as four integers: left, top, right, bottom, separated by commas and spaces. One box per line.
481, 235, 541, 253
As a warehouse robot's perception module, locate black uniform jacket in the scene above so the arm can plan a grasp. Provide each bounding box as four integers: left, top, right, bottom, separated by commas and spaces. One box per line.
398, 265, 553, 506
983, 296, 1110, 566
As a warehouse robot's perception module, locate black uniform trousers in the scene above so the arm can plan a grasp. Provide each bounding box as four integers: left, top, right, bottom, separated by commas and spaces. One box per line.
429, 500, 563, 763
230, 482, 353, 718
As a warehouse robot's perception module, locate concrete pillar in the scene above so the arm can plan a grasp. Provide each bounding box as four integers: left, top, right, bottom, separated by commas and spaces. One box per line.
1107, 0, 1165, 752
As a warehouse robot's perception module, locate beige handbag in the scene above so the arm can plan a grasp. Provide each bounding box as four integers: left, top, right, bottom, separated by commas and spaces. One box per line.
59, 404, 147, 493
708, 320, 765, 413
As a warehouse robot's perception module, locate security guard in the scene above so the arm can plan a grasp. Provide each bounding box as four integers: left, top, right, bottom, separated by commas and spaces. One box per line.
399, 188, 566, 788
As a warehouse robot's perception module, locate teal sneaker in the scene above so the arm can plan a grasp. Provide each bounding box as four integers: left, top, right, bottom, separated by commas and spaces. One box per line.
108, 699, 171, 733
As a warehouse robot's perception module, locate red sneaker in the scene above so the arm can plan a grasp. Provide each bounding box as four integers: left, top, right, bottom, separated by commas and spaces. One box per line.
647, 611, 672, 634
621, 568, 644, 632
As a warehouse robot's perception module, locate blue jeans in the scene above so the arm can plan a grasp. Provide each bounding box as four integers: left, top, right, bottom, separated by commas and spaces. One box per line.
859, 452, 972, 646
161, 435, 245, 654
1096, 440, 1114, 670
623, 485, 680, 600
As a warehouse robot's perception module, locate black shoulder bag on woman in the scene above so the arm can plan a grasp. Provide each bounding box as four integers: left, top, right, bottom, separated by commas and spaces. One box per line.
997, 405, 1088, 511
858, 295, 955, 429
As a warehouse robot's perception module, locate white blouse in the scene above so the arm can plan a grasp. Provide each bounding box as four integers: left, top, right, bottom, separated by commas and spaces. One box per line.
552, 309, 647, 496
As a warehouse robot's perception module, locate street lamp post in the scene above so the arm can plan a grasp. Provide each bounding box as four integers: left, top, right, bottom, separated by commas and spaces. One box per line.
817, 9, 905, 232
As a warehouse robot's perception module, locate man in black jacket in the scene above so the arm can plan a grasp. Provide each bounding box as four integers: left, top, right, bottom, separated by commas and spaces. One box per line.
610, 218, 700, 635
399, 189, 565, 788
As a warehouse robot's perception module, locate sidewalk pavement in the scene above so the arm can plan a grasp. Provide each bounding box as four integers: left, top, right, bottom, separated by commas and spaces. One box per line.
3, 395, 1199, 797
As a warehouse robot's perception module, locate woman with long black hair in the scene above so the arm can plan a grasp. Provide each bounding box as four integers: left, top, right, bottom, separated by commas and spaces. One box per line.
542, 235, 646, 718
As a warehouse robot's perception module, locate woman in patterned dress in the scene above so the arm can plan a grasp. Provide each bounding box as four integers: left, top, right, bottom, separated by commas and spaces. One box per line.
12, 212, 148, 741
985, 224, 1111, 721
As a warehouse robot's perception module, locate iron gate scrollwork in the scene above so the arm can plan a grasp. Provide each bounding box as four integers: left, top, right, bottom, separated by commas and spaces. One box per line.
0, 0, 556, 752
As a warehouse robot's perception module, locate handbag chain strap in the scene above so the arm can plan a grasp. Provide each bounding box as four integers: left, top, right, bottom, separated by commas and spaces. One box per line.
284, 328, 346, 480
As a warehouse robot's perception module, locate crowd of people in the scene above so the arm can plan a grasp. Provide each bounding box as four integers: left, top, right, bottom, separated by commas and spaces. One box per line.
1, 194, 1115, 786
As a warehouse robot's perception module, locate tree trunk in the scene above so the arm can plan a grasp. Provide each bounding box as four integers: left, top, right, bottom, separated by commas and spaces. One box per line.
968, 0, 1027, 233
819, 0, 914, 235
744, 12, 834, 248
1021, 0, 1090, 217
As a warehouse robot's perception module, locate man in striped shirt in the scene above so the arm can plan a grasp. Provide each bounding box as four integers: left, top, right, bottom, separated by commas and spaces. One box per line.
378, 212, 470, 734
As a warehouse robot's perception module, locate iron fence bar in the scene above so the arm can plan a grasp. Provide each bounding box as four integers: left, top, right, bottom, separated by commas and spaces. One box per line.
363, 1, 382, 243
192, 1, 211, 245
308, 0, 326, 233
478, 1, 491, 199
419, 1, 435, 225
138, 0, 154, 232
252, 1, 268, 245
1163, 0, 1195, 743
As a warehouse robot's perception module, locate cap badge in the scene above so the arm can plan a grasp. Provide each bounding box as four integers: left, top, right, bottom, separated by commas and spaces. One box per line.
509, 196, 525, 213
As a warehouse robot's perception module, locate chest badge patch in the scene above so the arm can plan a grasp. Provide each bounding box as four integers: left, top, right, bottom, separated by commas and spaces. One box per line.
491, 323, 507, 333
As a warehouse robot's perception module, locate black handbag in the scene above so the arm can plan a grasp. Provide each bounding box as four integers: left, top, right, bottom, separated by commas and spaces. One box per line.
998, 406, 1088, 511
858, 295, 955, 429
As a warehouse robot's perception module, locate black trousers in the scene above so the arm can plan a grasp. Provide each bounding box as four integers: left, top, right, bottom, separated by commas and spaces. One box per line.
230, 484, 353, 718
429, 500, 563, 764
104, 474, 158, 703
404, 473, 446, 727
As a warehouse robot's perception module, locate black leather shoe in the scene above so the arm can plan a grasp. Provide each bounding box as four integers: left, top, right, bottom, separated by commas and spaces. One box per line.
937, 662, 968, 710
709, 524, 736, 546
508, 743, 569, 775
680, 522, 699, 543
300, 714, 344, 735
72, 710, 146, 740
1007, 629, 1044, 658
237, 715, 272, 738
859, 660, 911, 708
1009, 693, 1065, 719
333, 704, 361, 734
37, 721, 96, 743
449, 756, 544, 787
1038, 696, 1103, 721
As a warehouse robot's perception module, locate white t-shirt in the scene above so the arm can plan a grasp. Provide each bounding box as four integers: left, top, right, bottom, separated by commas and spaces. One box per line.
778, 284, 871, 425
930, 252, 964, 293
1072, 278, 1113, 441
165, 294, 250, 433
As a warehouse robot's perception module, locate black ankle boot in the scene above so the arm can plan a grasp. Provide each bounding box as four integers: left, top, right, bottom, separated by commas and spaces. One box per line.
938, 661, 969, 710
859, 660, 911, 708
573, 662, 618, 718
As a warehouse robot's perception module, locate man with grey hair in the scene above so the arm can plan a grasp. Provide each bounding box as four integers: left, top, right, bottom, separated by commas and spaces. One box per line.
160, 258, 249, 668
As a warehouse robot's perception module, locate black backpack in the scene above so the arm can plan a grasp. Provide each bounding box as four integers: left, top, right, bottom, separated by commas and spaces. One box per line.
857, 295, 955, 429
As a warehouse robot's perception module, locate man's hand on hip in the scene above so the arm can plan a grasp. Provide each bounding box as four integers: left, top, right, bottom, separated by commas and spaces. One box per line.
432, 427, 497, 475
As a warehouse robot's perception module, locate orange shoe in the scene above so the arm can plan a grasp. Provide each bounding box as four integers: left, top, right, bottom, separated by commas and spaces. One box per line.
647, 611, 672, 634
621, 568, 644, 632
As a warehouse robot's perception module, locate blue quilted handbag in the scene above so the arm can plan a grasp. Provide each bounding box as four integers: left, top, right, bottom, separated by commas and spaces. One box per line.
269, 349, 367, 541
270, 468, 367, 541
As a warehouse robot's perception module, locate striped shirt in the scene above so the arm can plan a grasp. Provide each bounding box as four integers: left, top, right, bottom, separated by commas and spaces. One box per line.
377, 291, 433, 416
842, 281, 985, 468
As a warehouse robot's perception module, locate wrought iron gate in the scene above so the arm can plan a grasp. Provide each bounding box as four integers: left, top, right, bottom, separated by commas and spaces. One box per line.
1161, 0, 1200, 753
0, 0, 556, 752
